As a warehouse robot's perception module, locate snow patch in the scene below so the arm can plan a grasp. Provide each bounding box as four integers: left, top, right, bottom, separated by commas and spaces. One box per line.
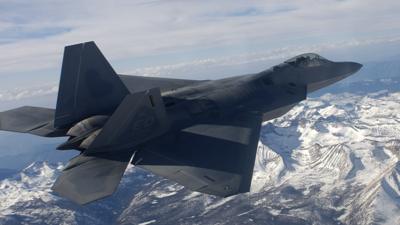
138, 219, 157, 225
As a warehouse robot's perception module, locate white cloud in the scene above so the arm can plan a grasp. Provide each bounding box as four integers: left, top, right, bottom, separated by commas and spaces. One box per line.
127, 36, 400, 78
0, 84, 58, 101
0, 0, 399, 75
0, 34, 399, 102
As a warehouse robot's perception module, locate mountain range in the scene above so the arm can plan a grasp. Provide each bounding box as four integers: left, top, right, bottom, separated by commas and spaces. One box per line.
0, 60, 399, 225
0, 78, 400, 225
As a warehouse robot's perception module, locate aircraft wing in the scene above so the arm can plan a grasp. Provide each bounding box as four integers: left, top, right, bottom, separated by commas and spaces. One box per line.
132, 112, 262, 197
118, 74, 205, 93
0, 106, 65, 137
52, 150, 133, 205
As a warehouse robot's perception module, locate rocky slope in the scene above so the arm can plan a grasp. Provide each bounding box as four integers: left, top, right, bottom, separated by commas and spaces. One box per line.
0, 79, 399, 225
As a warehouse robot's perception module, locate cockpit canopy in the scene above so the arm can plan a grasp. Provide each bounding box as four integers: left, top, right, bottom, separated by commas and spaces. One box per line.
284, 53, 331, 68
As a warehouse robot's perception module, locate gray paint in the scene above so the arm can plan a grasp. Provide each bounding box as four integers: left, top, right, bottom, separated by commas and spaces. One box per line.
0, 42, 362, 205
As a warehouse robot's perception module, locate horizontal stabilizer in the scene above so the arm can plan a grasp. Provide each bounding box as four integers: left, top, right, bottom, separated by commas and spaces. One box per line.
133, 112, 262, 197
52, 150, 133, 205
0, 106, 64, 137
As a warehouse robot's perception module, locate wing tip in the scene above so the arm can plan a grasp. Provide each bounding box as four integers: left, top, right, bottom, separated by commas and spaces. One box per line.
51, 179, 116, 205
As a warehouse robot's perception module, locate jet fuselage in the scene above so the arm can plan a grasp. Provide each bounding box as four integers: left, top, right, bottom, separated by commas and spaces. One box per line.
161, 56, 362, 132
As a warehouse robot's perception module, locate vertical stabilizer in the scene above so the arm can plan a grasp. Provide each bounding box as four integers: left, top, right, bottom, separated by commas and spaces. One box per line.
54, 41, 129, 128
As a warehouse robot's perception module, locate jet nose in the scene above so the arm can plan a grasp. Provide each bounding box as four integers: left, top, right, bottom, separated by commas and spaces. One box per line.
306, 61, 362, 93
336, 61, 363, 78
349, 62, 363, 73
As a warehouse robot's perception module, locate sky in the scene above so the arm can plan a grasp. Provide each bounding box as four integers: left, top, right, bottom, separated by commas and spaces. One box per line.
0, 0, 399, 99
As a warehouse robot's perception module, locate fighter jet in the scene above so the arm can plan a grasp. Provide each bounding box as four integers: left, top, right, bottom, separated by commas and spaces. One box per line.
0, 42, 362, 204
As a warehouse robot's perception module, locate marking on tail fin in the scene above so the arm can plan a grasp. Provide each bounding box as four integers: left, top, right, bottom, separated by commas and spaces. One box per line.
149, 95, 155, 107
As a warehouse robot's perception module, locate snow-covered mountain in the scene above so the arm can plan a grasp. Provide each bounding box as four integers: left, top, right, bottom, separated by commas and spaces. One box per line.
0, 78, 399, 225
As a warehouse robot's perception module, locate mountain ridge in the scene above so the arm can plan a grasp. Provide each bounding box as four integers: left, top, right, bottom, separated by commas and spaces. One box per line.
0, 78, 399, 225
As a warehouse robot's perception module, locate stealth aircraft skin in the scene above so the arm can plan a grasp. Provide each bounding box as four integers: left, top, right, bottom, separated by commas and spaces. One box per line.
0, 42, 362, 204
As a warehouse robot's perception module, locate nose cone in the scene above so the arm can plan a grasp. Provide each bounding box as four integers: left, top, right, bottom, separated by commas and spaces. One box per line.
307, 61, 363, 93
344, 62, 363, 74
333, 61, 363, 81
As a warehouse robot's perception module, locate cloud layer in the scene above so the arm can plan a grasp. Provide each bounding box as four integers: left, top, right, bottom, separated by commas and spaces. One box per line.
127, 36, 400, 79
0, 84, 57, 102
0, 0, 399, 76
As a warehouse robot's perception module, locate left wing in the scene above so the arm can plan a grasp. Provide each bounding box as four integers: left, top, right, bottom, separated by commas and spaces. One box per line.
133, 112, 262, 197
0, 106, 65, 137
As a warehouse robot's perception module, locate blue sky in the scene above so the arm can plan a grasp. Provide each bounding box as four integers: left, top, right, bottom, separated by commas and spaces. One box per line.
0, 0, 399, 94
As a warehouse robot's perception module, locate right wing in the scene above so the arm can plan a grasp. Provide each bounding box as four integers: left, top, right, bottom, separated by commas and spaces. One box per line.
133, 112, 262, 197
118, 74, 205, 93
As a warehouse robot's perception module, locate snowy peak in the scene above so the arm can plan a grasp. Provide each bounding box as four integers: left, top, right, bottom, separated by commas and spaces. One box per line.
0, 81, 399, 225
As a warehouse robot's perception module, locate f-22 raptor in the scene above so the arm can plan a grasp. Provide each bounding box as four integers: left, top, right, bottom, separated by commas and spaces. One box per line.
0, 42, 362, 204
